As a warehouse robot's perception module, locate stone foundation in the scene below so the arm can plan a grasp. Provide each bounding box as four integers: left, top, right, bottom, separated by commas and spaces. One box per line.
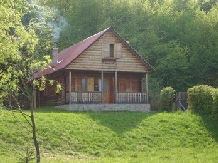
55, 104, 150, 112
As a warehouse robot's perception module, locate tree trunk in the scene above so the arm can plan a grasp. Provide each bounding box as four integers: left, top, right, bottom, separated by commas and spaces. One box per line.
31, 85, 40, 163
30, 108, 40, 163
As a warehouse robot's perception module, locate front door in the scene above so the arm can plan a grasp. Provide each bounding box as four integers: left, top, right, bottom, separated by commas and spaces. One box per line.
99, 78, 114, 103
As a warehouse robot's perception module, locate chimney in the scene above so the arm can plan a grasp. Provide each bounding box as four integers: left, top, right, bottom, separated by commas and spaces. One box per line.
52, 48, 58, 67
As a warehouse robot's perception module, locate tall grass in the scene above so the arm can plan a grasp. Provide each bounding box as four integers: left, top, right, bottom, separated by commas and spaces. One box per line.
0, 108, 218, 163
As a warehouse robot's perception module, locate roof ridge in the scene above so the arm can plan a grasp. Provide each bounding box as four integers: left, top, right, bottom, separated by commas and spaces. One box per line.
82, 27, 111, 42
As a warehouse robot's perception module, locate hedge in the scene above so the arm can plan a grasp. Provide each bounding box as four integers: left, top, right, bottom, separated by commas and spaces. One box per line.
187, 85, 218, 122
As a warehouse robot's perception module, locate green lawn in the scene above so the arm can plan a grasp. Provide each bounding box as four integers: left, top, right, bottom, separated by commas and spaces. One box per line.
0, 107, 218, 163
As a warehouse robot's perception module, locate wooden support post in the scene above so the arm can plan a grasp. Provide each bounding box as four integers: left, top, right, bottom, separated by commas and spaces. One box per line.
146, 73, 149, 103
115, 71, 117, 103
69, 71, 72, 104
101, 71, 104, 103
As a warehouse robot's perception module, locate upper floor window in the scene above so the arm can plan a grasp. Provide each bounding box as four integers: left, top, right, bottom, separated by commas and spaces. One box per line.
109, 44, 114, 57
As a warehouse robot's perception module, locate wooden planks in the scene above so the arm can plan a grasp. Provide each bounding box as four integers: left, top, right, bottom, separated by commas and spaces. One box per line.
66, 30, 150, 73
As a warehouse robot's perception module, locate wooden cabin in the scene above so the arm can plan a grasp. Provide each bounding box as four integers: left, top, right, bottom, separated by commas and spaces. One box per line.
35, 27, 154, 108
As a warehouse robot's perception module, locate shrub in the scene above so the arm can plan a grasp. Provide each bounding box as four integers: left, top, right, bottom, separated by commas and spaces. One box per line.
212, 89, 218, 122
160, 87, 175, 111
187, 85, 213, 114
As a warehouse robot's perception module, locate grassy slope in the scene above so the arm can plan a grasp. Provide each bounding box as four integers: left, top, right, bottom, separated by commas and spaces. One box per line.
0, 108, 218, 163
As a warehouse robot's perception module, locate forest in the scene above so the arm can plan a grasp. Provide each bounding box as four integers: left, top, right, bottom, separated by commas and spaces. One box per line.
1, 0, 218, 95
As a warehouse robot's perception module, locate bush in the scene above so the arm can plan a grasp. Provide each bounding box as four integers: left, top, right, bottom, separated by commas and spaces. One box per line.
212, 89, 218, 122
160, 87, 175, 112
187, 85, 213, 114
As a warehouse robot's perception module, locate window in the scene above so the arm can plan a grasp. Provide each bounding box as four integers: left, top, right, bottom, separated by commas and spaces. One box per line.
82, 78, 87, 92
109, 44, 114, 57
82, 77, 94, 92
98, 79, 107, 92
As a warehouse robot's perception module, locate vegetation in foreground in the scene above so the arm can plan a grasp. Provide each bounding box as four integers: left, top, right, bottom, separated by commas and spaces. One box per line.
0, 108, 218, 163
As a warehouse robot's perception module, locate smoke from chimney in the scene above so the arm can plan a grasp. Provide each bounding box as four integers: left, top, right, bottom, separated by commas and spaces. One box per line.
29, 0, 67, 43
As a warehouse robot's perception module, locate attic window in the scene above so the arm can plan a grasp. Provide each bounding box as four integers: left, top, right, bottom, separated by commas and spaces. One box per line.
109, 44, 114, 57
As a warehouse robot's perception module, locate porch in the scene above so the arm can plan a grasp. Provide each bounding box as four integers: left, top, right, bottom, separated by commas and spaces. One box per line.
66, 92, 147, 104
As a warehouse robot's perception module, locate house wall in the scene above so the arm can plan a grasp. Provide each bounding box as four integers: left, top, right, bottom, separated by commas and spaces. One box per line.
118, 73, 142, 92
65, 30, 150, 73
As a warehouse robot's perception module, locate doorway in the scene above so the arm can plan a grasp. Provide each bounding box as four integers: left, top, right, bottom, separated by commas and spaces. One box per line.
99, 78, 114, 103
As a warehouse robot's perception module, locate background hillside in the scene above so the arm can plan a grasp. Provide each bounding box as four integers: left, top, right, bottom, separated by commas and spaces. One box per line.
2, 0, 218, 95
35, 0, 218, 92
1, 108, 218, 163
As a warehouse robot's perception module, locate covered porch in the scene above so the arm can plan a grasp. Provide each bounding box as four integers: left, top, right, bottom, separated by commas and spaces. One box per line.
66, 70, 149, 104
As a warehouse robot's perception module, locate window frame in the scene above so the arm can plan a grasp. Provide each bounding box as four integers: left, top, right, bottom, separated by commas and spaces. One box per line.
109, 44, 114, 58
82, 78, 87, 92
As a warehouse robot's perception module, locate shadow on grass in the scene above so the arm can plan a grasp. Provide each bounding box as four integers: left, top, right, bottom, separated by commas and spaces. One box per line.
200, 114, 218, 143
86, 111, 156, 135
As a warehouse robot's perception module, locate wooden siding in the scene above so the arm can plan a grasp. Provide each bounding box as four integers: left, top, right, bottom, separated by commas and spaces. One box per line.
118, 74, 141, 92
66, 31, 150, 73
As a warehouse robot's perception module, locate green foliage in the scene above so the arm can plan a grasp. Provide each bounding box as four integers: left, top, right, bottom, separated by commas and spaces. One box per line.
160, 87, 176, 111
0, 0, 57, 109
18, 147, 35, 163
36, 0, 218, 92
148, 76, 161, 111
1, 108, 218, 162
212, 89, 218, 122
187, 85, 214, 114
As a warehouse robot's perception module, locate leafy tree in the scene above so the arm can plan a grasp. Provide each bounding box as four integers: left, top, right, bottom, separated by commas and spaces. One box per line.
0, 0, 57, 162
36, 0, 218, 92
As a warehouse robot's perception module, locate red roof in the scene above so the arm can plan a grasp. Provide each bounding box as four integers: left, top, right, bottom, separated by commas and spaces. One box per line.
34, 27, 154, 78
34, 27, 110, 78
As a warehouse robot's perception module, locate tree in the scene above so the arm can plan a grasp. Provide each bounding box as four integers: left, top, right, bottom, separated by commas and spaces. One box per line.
0, 1, 55, 162
37, 0, 218, 92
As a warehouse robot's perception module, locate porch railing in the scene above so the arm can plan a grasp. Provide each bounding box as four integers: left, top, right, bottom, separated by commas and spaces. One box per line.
116, 92, 147, 104
66, 92, 147, 104
67, 92, 102, 104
